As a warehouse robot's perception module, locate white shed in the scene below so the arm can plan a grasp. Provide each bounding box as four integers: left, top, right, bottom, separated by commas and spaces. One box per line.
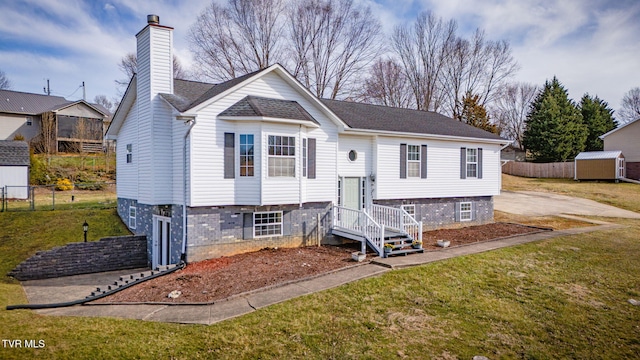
0, 141, 30, 199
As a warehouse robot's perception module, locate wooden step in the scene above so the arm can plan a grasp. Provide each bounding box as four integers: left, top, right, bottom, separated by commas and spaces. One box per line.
386, 248, 424, 257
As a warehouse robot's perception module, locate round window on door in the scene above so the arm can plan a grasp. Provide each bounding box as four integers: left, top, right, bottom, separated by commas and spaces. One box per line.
348, 150, 357, 162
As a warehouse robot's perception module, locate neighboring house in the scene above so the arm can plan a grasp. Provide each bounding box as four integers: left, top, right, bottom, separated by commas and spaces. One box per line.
0, 141, 30, 199
601, 118, 640, 180
106, 15, 509, 268
501, 145, 526, 162
0, 89, 110, 153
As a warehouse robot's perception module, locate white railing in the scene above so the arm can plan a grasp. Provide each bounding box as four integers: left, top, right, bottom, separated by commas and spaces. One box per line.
333, 206, 384, 254
368, 204, 422, 243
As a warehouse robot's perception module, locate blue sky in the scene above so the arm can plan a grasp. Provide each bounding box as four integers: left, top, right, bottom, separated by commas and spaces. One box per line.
1, 0, 639, 113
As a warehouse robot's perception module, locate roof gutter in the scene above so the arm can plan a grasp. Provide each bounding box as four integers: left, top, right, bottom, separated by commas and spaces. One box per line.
341, 128, 510, 145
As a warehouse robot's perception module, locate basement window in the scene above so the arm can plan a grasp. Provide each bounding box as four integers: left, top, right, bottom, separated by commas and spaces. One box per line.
129, 206, 137, 229
254, 211, 283, 237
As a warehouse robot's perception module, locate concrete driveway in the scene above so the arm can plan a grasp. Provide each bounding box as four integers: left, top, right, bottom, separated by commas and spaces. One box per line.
495, 190, 640, 219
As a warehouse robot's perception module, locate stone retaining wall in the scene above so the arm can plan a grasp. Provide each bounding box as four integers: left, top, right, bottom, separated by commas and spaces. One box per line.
8, 235, 148, 281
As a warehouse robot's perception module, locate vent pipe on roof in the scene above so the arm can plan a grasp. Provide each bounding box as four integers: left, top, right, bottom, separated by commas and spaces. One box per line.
147, 14, 160, 25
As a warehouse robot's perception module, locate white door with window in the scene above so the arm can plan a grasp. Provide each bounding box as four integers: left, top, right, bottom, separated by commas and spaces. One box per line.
343, 177, 362, 210
152, 215, 171, 269
617, 158, 625, 179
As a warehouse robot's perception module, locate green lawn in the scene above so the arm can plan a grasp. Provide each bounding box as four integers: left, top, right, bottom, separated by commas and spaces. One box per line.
0, 177, 639, 359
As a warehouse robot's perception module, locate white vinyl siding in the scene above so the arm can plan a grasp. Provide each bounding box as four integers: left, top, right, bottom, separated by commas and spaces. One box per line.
375, 136, 501, 200
0, 166, 29, 199
115, 101, 139, 199
189, 70, 338, 207
338, 135, 372, 177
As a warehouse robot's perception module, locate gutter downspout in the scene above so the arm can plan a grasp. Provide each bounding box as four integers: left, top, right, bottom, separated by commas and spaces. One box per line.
180, 117, 196, 262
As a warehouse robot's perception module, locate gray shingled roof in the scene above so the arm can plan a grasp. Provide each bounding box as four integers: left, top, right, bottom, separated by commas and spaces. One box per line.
320, 99, 504, 140
158, 68, 504, 141
161, 69, 267, 112
0, 90, 110, 116
0, 90, 68, 115
219, 96, 320, 125
0, 141, 29, 166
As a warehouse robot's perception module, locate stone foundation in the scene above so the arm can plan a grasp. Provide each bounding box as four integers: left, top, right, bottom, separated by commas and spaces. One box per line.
374, 196, 493, 230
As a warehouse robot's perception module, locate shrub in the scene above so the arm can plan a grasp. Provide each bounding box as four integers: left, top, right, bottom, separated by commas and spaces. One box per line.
30, 153, 51, 185
55, 178, 73, 191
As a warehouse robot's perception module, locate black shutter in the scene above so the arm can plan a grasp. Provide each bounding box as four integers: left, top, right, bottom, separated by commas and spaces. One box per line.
460, 147, 466, 179
243, 213, 253, 239
400, 144, 407, 179
421, 145, 428, 179
477, 148, 483, 179
224, 133, 235, 179
308, 138, 316, 179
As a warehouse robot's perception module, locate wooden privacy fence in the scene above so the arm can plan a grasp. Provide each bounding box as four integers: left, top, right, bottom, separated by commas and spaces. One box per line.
502, 161, 574, 179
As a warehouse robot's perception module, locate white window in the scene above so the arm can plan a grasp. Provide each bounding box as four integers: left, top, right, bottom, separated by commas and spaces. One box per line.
126, 144, 133, 164
129, 206, 137, 229
26, 117, 33, 126
268, 135, 295, 177
254, 211, 283, 237
466, 148, 477, 178
239, 134, 254, 177
407, 145, 420, 177
459, 202, 472, 222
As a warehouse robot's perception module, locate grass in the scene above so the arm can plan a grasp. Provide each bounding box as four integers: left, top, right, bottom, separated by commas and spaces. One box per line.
0, 176, 639, 358
0, 206, 130, 284
494, 211, 593, 230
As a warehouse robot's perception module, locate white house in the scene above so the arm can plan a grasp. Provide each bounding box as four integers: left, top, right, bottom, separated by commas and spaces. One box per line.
106, 15, 509, 268
601, 118, 640, 180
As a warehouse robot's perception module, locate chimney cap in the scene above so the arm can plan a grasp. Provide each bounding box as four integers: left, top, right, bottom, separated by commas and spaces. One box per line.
147, 14, 160, 25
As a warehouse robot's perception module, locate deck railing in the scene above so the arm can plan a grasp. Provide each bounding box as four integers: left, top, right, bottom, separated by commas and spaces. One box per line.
333, 206, 384, 254
368, 204, 422, 243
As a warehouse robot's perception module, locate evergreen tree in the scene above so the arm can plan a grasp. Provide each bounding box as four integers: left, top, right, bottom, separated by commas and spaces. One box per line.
523, 77, 587, 162
459, 91, 500, 134
580, 94, 617, 151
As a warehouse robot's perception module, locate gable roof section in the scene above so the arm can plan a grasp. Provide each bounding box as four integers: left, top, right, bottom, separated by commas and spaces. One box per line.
219, 96, 320, 125
320, 99, 504, 141
600, 118, 640, 139
159, 79, 216, 112
0, 141, 29, 166
0, 90, 68, 115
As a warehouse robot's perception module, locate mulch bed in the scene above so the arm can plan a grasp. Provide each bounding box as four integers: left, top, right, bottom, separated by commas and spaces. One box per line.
93, 222, 544, 304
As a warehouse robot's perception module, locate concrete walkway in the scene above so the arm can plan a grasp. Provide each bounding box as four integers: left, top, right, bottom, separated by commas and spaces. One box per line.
21, 221, 622, 325
495, 190, 640, 218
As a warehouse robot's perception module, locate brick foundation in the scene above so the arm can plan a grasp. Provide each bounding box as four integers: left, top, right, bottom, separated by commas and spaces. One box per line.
626, 162, 640, 180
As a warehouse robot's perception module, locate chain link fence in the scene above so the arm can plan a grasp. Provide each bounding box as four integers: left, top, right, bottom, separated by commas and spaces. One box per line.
1, 183, 116, 212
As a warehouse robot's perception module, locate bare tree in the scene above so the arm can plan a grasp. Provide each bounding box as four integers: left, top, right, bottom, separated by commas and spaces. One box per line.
618, 87, 640, 124
115, 52, 190, 91
491, 82, 538, 149
392, 11, 456, 112
93, 94, 115, 114
442, 30, 519, 119
188, 0, 286, 81
359, 59, 413, 108
31, 111, 56, 154
288, 0, 383, 99
0, 69, 11, 90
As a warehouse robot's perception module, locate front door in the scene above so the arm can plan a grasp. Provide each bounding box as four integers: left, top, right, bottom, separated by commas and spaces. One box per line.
343, 177, 362, 210
152, 216, 171, 269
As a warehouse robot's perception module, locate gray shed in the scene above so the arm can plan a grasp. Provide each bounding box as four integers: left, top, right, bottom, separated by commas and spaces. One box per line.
574, 151, 625, 181
0, 141, 30, 199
